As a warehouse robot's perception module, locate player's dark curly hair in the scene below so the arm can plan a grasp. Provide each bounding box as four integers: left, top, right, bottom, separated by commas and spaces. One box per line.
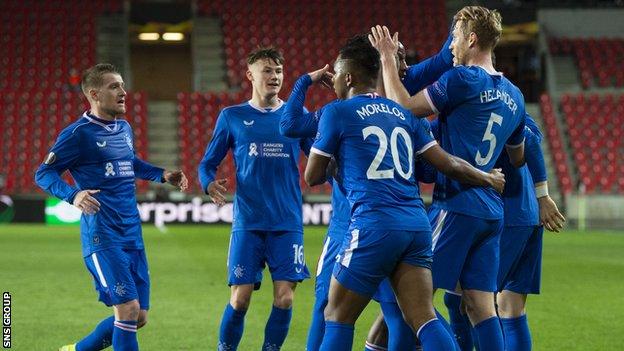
338, 34, 380, 82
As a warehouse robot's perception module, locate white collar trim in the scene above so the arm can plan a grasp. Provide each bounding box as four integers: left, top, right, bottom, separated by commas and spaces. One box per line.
82, 111, 119, 132
248, 99, 284, 113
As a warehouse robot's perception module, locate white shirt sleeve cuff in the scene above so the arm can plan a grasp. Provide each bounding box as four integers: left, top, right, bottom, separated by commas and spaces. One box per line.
416, 140, 438, 155
310, 147, 333, 158
423, 88, 440, 114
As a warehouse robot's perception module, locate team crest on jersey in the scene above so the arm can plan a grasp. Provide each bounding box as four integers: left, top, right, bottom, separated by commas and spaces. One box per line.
124, 134, 133, 151
233, 264, 245, 278
243, 120, 255, 126
43, 152, 56, 165
96, 141, 107, 148
114, 282, 127, 297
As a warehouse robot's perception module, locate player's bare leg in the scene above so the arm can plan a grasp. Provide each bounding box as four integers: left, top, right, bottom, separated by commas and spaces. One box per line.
497, 290, 531, 351
230, 284, 254, 310
318, 277, 371, 351
497, 290, 527, 318
365, 313, 388, 350
391, 263, 455, 350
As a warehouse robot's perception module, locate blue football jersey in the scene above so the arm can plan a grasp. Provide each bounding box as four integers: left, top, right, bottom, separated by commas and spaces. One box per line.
312, 94, 436, 231
198, 101, 313, 232
35, 112, 164, 257
496, 115, 546, 227
425, 66, 526, 219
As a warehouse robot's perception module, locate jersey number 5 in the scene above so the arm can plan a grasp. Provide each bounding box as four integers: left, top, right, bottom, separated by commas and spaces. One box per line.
362, 126, 413, 180
475, 112, 503, 166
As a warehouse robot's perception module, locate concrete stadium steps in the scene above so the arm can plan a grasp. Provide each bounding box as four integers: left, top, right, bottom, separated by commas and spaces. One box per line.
97, 14, 131, 86
192, 17, 228, 91
147, 101, 179, 171
526, 103, 562, 202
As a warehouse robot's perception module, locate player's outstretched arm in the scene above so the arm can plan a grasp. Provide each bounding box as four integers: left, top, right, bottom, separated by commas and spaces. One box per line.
403, 28, 454, 95
198, 110, 232, 197
422, 144, 505, 193
369, 25, 437, 117
34, 130, 82, 204
304, 152, 331, 187
281, 66, 333, 138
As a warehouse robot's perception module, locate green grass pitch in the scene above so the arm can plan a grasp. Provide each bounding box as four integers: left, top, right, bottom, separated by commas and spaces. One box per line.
1, 224, 623, 350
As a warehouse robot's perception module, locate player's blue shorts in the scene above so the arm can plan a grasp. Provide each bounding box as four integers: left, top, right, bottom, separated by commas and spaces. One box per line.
428, 207, 504, 292
497, 225, 543, 294
228, 230, 310, 289
314, 228, 345, 300
84, 248, 150, 309
333, 227, 432, 297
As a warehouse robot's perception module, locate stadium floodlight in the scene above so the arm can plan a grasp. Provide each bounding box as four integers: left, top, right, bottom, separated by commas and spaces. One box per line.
138, 32, 160, 41
162, 32, 184, 41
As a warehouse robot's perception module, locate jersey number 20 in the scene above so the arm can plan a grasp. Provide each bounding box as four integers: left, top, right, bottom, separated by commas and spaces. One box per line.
362, 126, 413, 180
475, 112, 503, 166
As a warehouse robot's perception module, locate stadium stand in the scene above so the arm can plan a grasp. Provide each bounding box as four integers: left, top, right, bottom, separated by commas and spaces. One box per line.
544, 35, 624, 195
559, 93, 624, 194
539, 94, 574, 194
0, 0, 151, 194
549, 37, 624, 89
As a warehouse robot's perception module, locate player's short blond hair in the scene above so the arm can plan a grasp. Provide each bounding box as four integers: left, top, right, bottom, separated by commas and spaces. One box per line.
453, 6, 502, 51
81, 63, 120, 96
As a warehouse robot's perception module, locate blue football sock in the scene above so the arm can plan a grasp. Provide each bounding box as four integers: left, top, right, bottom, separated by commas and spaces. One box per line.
112, 320, 138, 351
470, 324, 480, 350
434, 309, 459, 351
219, 304, 247, 350
474, 316, 504, 351
262, 305, 292, 350
319, 321, 354, 351
75, 316, 114, 351
306, 297, 327, 351
444, 291, 474, 351
381, 301, 416, 350
416, 318, 456, 350
501, 315, 531, 351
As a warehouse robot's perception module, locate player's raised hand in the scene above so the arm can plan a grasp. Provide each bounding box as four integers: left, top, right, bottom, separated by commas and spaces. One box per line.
308, 64, 334, 89
208, 179, 228, 206
164, 170, 189, 191
368, 25, 399, 58
488, 168, 506, 194
73, 189, 101, 214
538, 195, 565, 232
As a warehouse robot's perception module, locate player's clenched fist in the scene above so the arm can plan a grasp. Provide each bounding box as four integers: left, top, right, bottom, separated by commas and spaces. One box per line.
73, 189, 101, 214
488, 168, 506, 194
207, 178, 228, 206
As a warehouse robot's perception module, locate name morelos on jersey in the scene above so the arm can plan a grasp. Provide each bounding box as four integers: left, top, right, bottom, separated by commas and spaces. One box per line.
312, 94, 435, 232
